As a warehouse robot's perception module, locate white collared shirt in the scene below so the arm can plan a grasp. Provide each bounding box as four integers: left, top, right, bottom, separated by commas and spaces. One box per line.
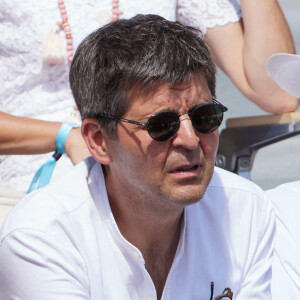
267, 182, 300, 299
0, 157, 274, 299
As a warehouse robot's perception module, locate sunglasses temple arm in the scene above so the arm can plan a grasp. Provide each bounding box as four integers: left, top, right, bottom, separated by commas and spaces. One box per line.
118, 117, 144, 126
210, 282, 214, 300
213, 289, 233, 300
212, 98, 228, 112
97, 115, 144, 126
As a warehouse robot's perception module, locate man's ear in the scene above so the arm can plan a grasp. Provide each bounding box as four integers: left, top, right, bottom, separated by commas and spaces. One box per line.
81, 118, 112, 165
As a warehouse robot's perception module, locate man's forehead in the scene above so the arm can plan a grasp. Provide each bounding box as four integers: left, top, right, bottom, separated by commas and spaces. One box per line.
128, 75, 209, 104
123, 77, 211, 119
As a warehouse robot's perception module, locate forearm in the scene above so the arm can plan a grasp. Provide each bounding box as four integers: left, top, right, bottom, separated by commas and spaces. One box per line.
205, 0, 298, 113
241, 0, 295, 56
0, 112, 61, 155
0, 111, 90, 164
240, 0, 298, 112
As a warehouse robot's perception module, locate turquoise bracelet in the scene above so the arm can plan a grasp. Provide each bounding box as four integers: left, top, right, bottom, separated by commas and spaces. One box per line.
27, 122, 75, 193
56, 122, 75, 154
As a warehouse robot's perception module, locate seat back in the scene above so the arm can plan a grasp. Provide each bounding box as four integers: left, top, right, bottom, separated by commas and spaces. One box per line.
217, 112, 300, 179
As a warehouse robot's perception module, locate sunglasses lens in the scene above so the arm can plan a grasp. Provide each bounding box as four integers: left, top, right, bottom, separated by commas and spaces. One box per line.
147, 112, 180, 141
191, 104, 223, 134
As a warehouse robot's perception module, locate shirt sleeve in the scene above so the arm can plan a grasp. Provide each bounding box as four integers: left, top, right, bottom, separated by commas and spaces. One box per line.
235, 192, 276, 299
0, 229, 90, 300
176, 0, 242, 34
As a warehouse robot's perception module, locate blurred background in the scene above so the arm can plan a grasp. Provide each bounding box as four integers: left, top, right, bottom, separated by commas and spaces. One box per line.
217, 0, 300, 190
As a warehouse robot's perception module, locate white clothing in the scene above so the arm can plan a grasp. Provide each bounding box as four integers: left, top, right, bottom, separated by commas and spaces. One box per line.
267, 182, 300, 299
0, 0, 241, 192
0, 157, 275, 299
0, 186, 25, 227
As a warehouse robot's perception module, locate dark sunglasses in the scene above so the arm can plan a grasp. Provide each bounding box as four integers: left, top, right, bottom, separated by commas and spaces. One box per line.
98, 98, 228, 142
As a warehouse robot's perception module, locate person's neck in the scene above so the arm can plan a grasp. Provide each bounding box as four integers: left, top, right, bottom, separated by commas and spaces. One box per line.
108, 183, 184, 254
105, 173, 184, 299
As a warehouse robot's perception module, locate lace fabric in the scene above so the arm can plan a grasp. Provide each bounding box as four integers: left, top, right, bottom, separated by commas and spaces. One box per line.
0, 0, 241, 192
177, 0, 241, 33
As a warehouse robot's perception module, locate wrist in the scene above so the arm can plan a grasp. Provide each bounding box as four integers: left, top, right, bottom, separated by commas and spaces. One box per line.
56, 122, 75, 155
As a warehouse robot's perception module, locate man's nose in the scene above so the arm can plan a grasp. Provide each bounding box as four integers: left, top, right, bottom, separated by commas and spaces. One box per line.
171, 115, 199, 149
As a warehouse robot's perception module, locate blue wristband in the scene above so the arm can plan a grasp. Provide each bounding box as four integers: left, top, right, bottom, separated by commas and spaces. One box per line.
27, 122, 75, 193
56, 122, 75, 154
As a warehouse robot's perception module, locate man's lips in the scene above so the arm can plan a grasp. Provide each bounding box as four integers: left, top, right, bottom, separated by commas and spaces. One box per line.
169, 164, 201, 174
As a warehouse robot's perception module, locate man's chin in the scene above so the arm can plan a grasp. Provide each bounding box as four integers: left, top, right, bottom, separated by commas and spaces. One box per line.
164, 168, 214, 206
163, 184, 208, 207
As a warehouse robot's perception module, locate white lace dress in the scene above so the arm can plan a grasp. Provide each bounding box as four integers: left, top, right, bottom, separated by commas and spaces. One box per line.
0, 0, 241, 192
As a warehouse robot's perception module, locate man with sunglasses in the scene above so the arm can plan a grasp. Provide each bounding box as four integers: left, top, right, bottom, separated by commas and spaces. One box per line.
0, 15, 275, 299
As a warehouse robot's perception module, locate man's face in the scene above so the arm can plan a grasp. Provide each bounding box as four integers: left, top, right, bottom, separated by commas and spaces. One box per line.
104, 77, 219, 210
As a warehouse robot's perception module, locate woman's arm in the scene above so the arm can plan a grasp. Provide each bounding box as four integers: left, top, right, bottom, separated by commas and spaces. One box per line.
0, 111, 90, 164
205, 0, 298, 113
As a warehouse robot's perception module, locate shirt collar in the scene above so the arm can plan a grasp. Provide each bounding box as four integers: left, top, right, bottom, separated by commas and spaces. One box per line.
88, 160, 187, 260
